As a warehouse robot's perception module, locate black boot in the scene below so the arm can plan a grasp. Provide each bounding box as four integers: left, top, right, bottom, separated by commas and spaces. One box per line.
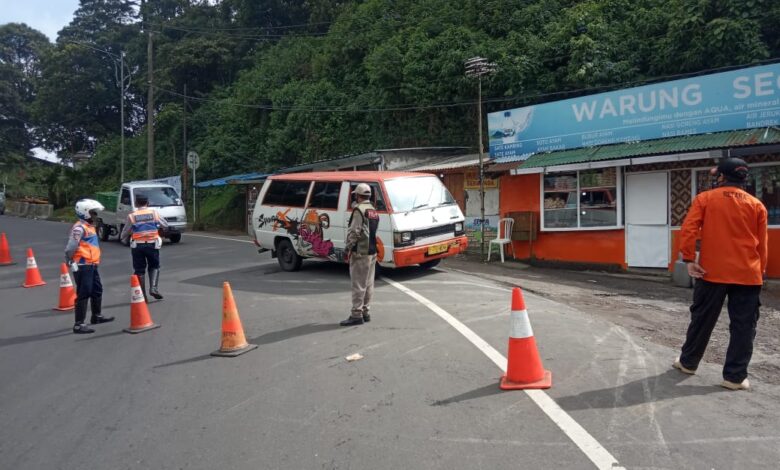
362, 310, 371, 322
340, 315, 364, 326
149, 268, 163, 300
137, 274, 148, 303
73, 323, 95, 334
90, 297, 114, 324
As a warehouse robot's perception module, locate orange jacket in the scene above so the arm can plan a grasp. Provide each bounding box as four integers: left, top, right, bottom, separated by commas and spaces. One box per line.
679, 185, 768, 285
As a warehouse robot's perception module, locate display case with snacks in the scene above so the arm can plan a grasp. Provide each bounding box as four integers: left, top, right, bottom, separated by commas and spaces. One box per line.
543, 172, 578, 228
542, 168, 621, 230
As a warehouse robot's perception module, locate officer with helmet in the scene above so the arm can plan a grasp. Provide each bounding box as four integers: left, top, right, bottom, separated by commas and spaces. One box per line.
120, 194, 168, 301
341, 183, 379, 326
65, 198, 114, 334
675, 157, 768, 390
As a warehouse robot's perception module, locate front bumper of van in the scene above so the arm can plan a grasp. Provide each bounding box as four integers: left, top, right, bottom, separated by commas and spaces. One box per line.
392, 236, 468, 267
162, 223, 186, 236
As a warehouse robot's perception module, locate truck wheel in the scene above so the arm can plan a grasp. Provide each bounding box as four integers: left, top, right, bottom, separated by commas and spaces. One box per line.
277, 239, 302, 272
169, 234, 181, 243
97, 220, 110, 241
420, 258, 441, 270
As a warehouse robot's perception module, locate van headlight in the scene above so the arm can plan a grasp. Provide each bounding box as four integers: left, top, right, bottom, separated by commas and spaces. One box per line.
393, 231, 413, 246
454, 222, 464, 235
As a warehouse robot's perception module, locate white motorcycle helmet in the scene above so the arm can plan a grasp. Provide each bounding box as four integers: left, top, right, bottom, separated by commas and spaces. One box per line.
75, 198, 105, 221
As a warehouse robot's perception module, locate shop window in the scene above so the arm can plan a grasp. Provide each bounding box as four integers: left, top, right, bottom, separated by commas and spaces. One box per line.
695, 164, 780, 226
542, 168, 620, 230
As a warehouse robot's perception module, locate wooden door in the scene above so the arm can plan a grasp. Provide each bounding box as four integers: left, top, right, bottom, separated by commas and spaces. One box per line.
441, 173, 465, 212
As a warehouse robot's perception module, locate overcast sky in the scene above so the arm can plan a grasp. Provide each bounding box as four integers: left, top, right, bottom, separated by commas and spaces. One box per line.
0, 0, 79, 42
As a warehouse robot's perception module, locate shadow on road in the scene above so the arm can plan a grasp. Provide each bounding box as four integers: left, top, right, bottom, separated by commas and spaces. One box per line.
555, 369, 727, 410
75, 330, 125, 342
431, 383, 504, 406
153, 353, 215, 369
248, 323, 343, 346
0, 328, 72, 348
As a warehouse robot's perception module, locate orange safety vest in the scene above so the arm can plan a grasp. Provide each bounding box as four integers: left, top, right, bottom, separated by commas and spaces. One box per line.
129, 208, 161, 242
72, 220, 101, 265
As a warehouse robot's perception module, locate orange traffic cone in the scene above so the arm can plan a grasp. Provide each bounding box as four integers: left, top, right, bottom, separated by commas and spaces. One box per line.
53, 263, 77, 311
0, 232, 14, 265
500, 287, 552, 390
211, 282, 257, 357
22, 248, 46, 288
123, 274, 160, 334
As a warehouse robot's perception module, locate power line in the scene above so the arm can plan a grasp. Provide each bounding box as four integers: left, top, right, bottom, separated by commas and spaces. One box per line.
151, 57, 780, 113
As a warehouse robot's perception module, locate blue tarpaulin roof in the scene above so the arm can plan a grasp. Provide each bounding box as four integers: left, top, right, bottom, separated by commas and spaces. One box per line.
196, 172, 269, 188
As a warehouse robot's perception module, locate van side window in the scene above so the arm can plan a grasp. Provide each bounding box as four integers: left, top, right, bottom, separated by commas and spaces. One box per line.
349, 182, 386, 211
263, 181, 311, 207
120, 188, 131, 205
309, 182, 341, 209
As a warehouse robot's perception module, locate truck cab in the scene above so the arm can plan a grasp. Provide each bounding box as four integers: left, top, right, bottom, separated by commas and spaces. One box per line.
117, 183, 187, 243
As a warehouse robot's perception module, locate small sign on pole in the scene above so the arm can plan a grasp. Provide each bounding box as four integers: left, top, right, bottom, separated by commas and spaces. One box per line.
187, 151, 199, 224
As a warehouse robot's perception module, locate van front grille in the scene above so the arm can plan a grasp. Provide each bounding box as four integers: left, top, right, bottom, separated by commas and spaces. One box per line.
413, 224, 455, 240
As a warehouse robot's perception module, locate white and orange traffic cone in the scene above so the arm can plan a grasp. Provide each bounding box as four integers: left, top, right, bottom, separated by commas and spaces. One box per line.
123, 274, 160, 334
53, 263, 77, 311
211, 282, 257, 357
22, 248, 46, 288
0, 232, 15, 266
500, 287, 551, 390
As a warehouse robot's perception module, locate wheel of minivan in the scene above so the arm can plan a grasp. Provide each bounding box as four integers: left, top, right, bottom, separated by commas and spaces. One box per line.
169, 234, 181, 243
277, 239, 302, 271
97, 220, 110, 241
420, 258, 441, 270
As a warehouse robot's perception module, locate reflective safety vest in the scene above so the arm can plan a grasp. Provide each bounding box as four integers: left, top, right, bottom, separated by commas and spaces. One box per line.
72, 220, 101, 265
350, 201, 379, 256
129, 208, 162, 242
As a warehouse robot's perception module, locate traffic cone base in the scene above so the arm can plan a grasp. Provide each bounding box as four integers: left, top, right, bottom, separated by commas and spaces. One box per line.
500, 370, 552, 390
0, 233, 14, 266
124, 275, 159, 334
211, 343, 257, 357
22, 248, 46, 288
212, 282, 256, 357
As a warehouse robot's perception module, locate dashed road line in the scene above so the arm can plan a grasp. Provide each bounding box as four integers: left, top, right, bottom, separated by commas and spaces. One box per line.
183, 233, 254, 243
382, 275, 625, 470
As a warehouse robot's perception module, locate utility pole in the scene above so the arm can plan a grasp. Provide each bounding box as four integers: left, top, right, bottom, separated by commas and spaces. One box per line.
182, 84, 188, 203
146, 29, 155, 179
464, 57, 497, 261
120, 50, 126, 183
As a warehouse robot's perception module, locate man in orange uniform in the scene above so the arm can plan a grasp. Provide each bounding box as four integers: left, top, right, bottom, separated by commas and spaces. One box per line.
120, 194, 168, 301
675, 158, 768, 390
65, 198, 115, 334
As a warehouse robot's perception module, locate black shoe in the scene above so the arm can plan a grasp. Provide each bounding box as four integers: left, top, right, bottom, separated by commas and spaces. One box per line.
340, 316, 364, 326
362, 313, 371, 322
73, 324, 95, 334
90, 315, 115, 324
150, 291, 163, 300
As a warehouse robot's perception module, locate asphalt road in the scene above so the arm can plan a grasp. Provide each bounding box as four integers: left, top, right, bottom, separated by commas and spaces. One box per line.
1, 216, 780, 470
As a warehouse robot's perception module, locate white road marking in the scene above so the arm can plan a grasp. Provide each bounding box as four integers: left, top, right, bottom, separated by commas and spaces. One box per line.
183, 233, 254, 244
382, 276, 625, 470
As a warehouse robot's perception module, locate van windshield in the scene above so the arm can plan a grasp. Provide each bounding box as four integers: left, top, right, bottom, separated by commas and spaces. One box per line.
385, 176, 456, 213
134, 187, 180, 207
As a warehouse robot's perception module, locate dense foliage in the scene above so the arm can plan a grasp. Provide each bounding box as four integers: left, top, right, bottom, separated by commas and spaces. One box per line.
1, 0, 779, 202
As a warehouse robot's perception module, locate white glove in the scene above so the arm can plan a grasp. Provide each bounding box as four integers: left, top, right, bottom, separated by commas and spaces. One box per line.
69, 262, 79, 273
130, 240, 137, 249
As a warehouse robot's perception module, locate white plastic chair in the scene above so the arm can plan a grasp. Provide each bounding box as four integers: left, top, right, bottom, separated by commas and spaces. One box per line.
487, 218, 515, 263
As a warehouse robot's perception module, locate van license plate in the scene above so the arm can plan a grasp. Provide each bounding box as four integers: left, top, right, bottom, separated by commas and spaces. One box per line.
427, 244, 449, 255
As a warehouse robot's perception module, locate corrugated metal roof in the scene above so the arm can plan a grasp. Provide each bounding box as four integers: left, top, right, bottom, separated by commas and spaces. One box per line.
196, 172, 269, 188
396, 153, 480, 172
515, 128, 780, 170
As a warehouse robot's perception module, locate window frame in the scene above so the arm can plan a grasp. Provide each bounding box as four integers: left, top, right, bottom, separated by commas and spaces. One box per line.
262, 180, 312, 208
307, 181, 342, 210
347, 181, 389, 213
539, 167, 623, 232
120, 187, 131, 206
691, 161, 780, 228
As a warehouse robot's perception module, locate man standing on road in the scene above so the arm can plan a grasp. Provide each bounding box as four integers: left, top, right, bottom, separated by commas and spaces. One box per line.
675, 157, 768, 390
65, 199, 114, 334
341, 183, 379, 326
120, 194, 168, 302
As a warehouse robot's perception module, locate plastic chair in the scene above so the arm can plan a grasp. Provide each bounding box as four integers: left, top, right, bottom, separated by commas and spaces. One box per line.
487, 218, 515, 263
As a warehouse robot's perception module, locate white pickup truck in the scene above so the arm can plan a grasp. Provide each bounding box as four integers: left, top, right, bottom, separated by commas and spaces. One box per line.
96, 182, 187, 243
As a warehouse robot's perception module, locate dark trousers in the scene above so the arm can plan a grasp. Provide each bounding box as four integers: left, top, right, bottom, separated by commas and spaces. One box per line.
73, 265, 103, 324
679, 280, 761, 382
131, 243, 160, 275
